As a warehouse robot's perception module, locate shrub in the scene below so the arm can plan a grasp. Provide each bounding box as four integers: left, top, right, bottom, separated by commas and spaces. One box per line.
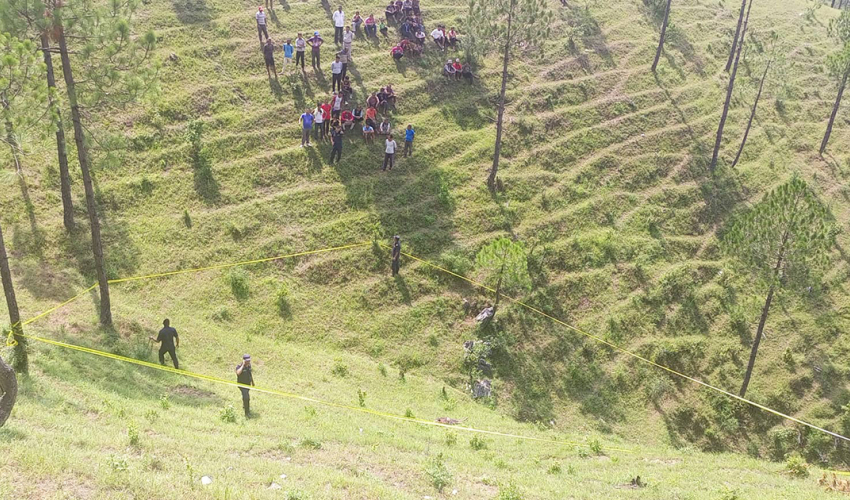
212, 307, 232, 322
144, 409, 160, 423
285, 490, 310, 500
785, 454, 809, 477
127, 422, 140, 447
589, 438, 602, 455
220, 404, 238, 423
227, 268, 250, 300
424, 453, 452, 492
378, 363, 388, 377
497, 481, 523, 500
276, 282, 291, 316
331, 360, 349, 377
445, 431, 458, 446
107, 454, 130, 473
159, 394, 171, 410
404, 408, 415, 418
300, 438, 322, 450
547, 463, 562, 475
470, 435, 488, 451
357, 388, 367, 408
182, 209, 192, 228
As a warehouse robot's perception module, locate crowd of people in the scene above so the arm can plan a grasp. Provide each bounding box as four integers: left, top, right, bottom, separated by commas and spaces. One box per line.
255, 2, 478, 169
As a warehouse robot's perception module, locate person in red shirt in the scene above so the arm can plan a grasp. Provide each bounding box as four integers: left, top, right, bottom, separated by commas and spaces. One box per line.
365, 105, 378, 129
391, 43, 404, 61
320, 100, 332, 137
452, 59, 462, 81
340, 109, 355, 131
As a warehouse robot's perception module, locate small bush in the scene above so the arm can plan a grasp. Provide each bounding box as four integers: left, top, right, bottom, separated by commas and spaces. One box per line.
445, 431, 458, 446
497, 481, 523, 500
470, 435, 488, 451
228, 268, 250, 300
547, 463, 562, 475
144, 409, 160, 423
589, 438, 602, 455
127, 422, 140, 447
285, 490, 310, 500
404, 408, 415, 418
357, 388, 367, 408
212, 307, 232, 322
182, 209, 192, 228
300, 438, 322, 450
785, 454, 809, 478
331, 360, 349, 377
107, 454, 130, 473
276, 282, 291, 316
159, 394, 171, 410
378, 363, 388, 377
424, 453, 452, 492
220, 404, 238, 423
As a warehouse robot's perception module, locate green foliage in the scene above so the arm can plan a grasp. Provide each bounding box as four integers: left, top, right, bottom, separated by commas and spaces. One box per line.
722, 176, 835, 291
144, 409, 159, 423
476, 237, 531, 295
159, 394, 170, 410
785, 454, 810, 477
827, 11, 850, 79
497, 481, 524, 500
182, 210, 192, 228
0, 33, 48, 152
107, 454, 130, 473
219, 404, 237, 423
275, 282, 291, 317
227, 268, 250, 301
300, 438, 322, 450
589, 438, 603, 455
470, 435, 488, 451
127, 422, 140, 447
547, 463, 562, 474
377, 363, 388, 377
425, 453, 452, 492
331, 360, 349, 377
466, 0, 553, 58
404, 408, 415, 418
357, 388, 367, 408
445, 431, 458, 446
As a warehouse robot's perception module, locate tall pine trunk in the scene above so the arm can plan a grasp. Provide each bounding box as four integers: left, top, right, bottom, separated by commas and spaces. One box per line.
488, 0, 514, 191
651, 0, 673, 72
739, 284, 775, 397
0, 352, 16, 427
711, 0, 751, 172
731, 58, 771, 168
57, 26, 112, 326
41, 34, 75, 231
0, 221, 26, 373
1, 94, 20, 173
820, 69, 849, 156
726, 0, 748, 72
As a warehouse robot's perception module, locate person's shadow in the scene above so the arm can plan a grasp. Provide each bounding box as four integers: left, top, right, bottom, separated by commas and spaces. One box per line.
394, 274, 412, 305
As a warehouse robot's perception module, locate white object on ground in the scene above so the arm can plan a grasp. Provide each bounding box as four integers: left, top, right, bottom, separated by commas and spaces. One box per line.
201, 476, 212, 486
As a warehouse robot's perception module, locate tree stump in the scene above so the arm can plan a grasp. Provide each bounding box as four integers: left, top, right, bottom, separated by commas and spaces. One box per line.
0, 355, 17, 427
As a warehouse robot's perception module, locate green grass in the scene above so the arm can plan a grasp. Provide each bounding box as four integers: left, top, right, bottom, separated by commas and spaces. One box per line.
3, 0, 850, 497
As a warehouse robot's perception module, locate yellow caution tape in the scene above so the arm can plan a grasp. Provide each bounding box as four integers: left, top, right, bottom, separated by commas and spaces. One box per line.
389, 244, 850, 445
106, 242, 370, 284
15, 330, 632, 453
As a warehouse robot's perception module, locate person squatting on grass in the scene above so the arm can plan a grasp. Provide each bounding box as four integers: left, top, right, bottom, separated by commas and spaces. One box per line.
263, 38, 277, 80
256, 6, 269, 45
149, 319, 179, 369
236, 354, 255, 417
391, 235, 401, 275
300, 108, 314, 147
403, 124, 414, 157
382, 133, 397, 171
329, 126, 344, 164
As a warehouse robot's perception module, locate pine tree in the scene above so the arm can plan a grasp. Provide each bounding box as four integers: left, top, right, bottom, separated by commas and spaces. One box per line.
650, 0, 674, 72
466, 0, 552, 191
475, 237, 531, 317
0, 219, 25, 373
0, 350, 16, 427
820, 10, 850, 155
722, 176, 835, 397
0, 33, 47, 174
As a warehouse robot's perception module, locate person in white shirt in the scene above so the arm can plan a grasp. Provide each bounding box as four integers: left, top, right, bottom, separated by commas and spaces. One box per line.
431, 26, 445, 50
314, 102, 325, 142
256, 6, 269, 45
331, 55, 344, 92
382, 134, 397, 171
332, 6, 345, 44
295, 33, 306, 70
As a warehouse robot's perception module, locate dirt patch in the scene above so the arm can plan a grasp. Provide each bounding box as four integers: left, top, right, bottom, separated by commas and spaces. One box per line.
645, 457, 683, 465
171, 384, 217, 399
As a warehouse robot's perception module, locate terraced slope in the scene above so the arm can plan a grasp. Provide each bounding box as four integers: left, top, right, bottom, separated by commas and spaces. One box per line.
3, 0, 850, 497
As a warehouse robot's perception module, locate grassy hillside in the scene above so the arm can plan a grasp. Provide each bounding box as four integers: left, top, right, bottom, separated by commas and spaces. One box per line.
4, 0, 850, 497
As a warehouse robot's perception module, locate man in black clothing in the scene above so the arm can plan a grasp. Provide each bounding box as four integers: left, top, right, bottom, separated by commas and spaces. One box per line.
263, 38, 277, 80
329, 126, 344, 164
391, 235, 401, 276
236, 354, 255, 417
149, 319, 179, 369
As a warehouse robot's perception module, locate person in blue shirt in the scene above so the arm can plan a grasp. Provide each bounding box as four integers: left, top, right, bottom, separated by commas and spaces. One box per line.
403, 124, 415, 157
299, 109, 314, 147
282, 39, 294, 74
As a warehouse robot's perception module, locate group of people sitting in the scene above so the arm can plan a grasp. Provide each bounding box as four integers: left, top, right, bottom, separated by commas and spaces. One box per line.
299, 84, 399, 146
443, 58, 474, 84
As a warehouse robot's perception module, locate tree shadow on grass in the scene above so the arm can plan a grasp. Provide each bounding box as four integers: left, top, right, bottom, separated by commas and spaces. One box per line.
169, 0, 214, 25
12, 174, 46, 259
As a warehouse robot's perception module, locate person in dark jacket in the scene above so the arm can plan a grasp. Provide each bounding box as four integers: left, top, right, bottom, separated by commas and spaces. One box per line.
329, 126, 344, 164
236, 354, 255, 417
391, 235, 401, 276
149, 319, 179, 369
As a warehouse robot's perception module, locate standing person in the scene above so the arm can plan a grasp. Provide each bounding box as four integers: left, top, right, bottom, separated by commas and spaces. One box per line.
295, 33, 307, 71
403, 124, 414, 157
329, 126, 344, 164
256, 6, 269, 45
149, 319, 179, 369
331, 55, 343, 92
263, 38, 278, 80
342, 27, 355, 58
282, 39, 294, 75
333, 6, 345, 44
382, 134, 397, 171
321, 100, 332, 136
412, 0, 420, 15
391, 235, 401, 276
314, 101, 325, 142
331, 92, 343, 119
299, 108, 314, 147
337, 49, 350, 80
236, 354, 255, 417
308, 31, 324, 70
